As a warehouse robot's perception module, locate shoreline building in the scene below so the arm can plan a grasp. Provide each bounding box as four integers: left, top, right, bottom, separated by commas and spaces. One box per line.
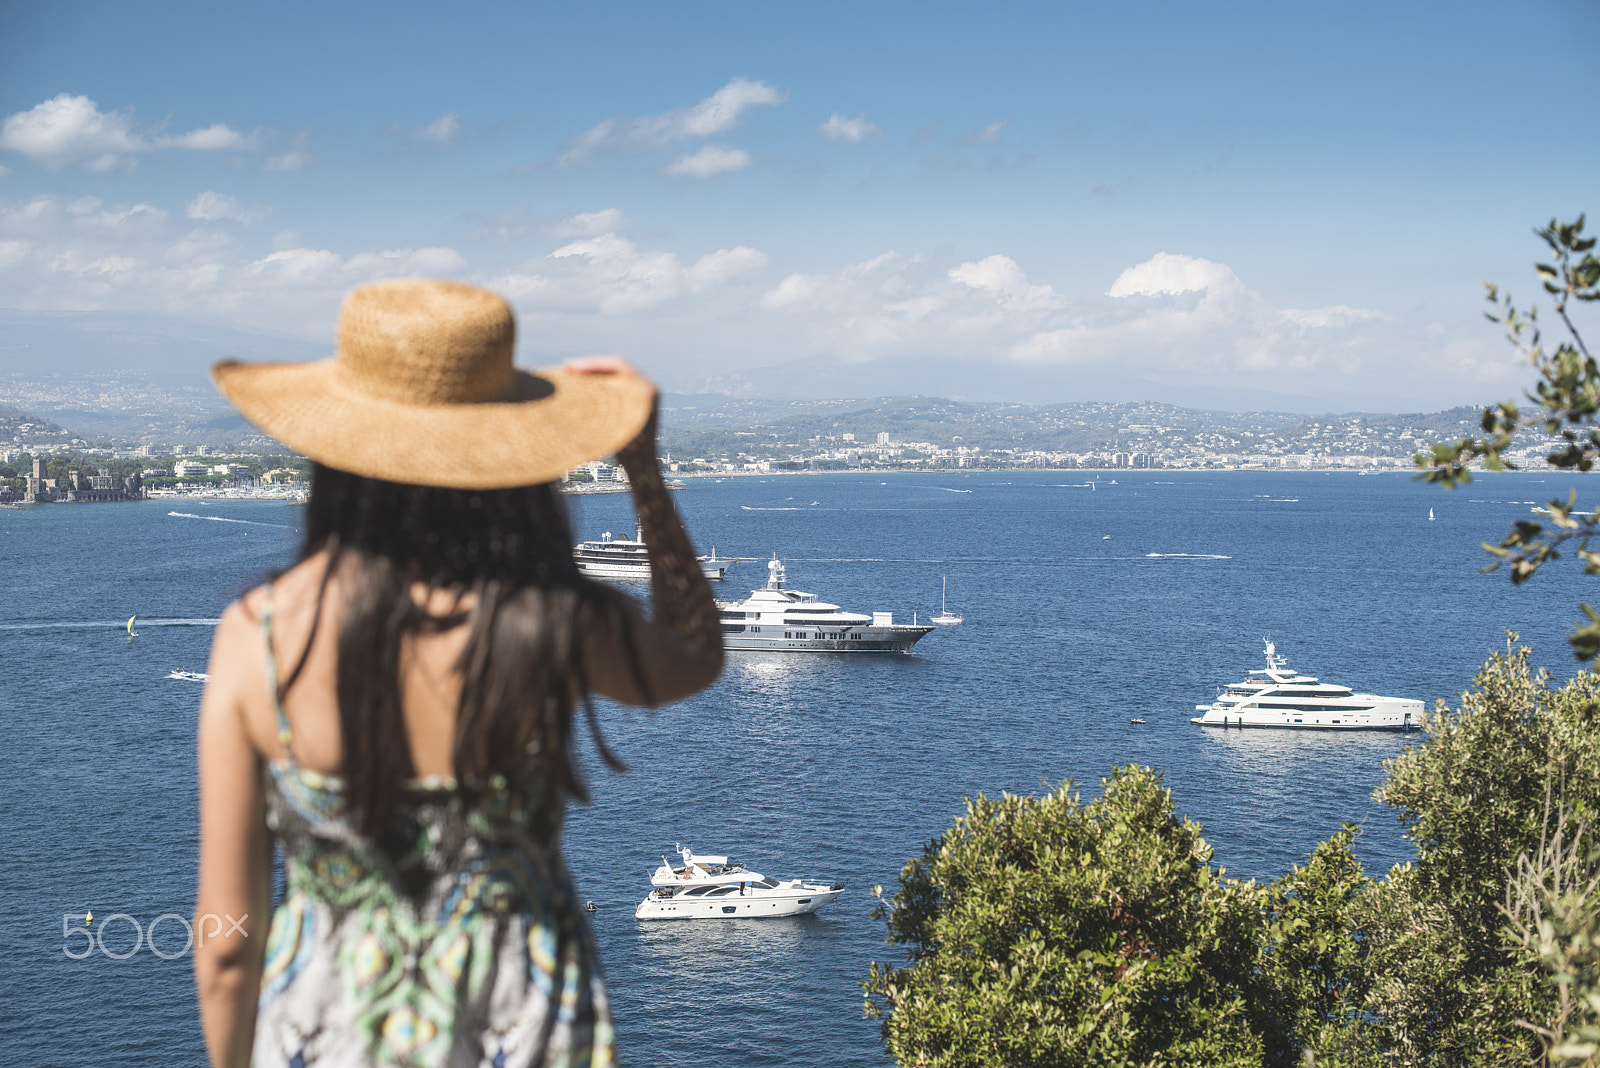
23, 457, 54, 503
22, 458, 144, 503
62, 466, 144, 502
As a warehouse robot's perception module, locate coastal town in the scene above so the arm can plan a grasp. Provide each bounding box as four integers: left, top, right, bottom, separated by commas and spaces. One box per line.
0, 394, 1554, 503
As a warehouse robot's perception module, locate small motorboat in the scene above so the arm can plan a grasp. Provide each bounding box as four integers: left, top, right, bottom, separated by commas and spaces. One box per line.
635, 846, 845, 920
165, 670, 210, 682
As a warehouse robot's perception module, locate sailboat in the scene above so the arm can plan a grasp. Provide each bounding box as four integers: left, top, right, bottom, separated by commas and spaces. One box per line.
931, 576, 963, 626
1429, 508, 1435, 521
126, 615, 138, 639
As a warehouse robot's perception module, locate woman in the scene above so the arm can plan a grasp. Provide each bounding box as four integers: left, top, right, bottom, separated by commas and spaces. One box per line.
193, 279, 723, 1067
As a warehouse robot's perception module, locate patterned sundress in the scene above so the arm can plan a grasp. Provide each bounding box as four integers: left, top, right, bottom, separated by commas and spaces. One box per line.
252, 590, 614, 1068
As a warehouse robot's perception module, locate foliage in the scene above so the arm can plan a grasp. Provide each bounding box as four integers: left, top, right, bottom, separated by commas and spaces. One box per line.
863, 766, 1294, 1067
1349, 643, 1600, 1066
1503, 803, 1600, 1067
1418, 215, 1600, 659
1257, 827, 1381, 1065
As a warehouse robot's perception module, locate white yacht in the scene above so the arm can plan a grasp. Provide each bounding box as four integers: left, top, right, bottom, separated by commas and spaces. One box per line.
718, 558, 934, 652
1191, 640, 1421, 731
573, 527, 730, 580
635, 847, 846, 920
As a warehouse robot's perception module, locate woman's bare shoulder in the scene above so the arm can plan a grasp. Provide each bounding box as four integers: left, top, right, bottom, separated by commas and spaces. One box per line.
212, 554, 333, 665
255, 552, 336, 619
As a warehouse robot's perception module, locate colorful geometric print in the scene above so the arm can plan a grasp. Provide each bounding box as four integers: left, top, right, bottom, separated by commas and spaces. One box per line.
253, 592, 613, 1067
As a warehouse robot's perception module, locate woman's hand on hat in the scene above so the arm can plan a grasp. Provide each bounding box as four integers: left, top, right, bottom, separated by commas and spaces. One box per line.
560, 356, 657, 404
562, 357, 659, 473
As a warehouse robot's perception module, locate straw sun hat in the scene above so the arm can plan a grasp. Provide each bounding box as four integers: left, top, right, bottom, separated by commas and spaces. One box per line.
212, 278, 652, 490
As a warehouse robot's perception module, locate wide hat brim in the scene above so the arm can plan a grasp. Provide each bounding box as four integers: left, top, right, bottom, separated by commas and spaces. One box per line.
212, 358, 652, 490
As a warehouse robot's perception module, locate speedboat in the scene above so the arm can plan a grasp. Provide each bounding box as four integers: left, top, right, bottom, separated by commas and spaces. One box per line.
635, 847, 846, 920
166, 670, 210, 682
1191, 640, 1420, 731
573, 526, 730, 580
718, 557, 934, 652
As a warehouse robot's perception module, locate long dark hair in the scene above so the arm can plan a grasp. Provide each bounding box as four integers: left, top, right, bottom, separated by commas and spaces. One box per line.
283, 462, 641, 838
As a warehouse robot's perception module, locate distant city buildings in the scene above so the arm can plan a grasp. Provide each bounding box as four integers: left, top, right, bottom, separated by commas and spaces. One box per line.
20, 458, 143, 503
564, 461, 629, 484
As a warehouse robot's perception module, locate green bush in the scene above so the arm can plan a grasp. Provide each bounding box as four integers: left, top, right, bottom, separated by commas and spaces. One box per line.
865, 767, 1285, 1067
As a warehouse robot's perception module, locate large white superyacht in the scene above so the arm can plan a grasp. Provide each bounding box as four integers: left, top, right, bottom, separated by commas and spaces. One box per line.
718, 557, 934, 652
635, 847, 846, 920
1191, 640, 1421, 731
572, 526, 730, 580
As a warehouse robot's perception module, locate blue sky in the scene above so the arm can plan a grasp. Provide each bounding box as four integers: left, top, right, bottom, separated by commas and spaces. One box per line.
1, 0, 1595, 411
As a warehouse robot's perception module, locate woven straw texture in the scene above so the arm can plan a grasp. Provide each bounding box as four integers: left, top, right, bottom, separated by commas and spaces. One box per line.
211, 279, 651, 489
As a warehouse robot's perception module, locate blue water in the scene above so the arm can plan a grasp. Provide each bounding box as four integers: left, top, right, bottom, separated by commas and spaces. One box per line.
0, 471, 1589, 1065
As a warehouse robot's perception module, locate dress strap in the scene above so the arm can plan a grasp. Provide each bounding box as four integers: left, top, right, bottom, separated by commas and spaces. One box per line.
260, 584, 294, 755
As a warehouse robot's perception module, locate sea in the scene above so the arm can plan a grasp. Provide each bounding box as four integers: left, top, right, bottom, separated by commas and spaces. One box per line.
0, 469, 1591, 1066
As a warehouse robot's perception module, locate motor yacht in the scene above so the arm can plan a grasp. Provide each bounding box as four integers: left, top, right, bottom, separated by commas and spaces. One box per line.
635, 847, 846, 920
573, 526, 730, 580
1191, 640, 1421, 731
718, 557, 934, 652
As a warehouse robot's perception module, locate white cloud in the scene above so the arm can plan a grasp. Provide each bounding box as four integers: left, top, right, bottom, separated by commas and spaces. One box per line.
1, 95, 144, 171
0, 190, 473, 325
687, 246, 767, 290
819, 113, 881, 143
263, 150, 310, 171
549, 208, 627, 239
0, 239, 31, 269
557, 78, 785, 165
1282, 305, 1389, 328
759, 252, 907, 313
164, 123, 246, 151
411, 112, 460, 147
83, 202, 167, 231
1107, 252, 1243, 298
744, 246, 1454, 401
489, 235, 768, 315
0, 94, 247, 170
0, 194, 1504, 410
664, 145, 751, 178
186, 191, 264, 224
960, 119, 1010, 145
949, 254, 1060, 309
247, 245, 467, 287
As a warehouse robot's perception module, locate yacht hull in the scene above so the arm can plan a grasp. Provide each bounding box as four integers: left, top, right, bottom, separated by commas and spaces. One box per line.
1190, 698, 1421, 731
635, 886, 845, 920
576, 560, 728, 580
724, 624, 932, 653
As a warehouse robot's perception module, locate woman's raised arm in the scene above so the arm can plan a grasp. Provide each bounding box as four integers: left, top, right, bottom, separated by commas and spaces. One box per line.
565, 358, 724, 705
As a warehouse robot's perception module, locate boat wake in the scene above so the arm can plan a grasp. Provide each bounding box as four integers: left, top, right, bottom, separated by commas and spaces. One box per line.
740, 505, 804, 511
934, 487, 972, 493
168, 511, 289, 528
0, 618, 222, 631
1145, 553, 1232, 560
